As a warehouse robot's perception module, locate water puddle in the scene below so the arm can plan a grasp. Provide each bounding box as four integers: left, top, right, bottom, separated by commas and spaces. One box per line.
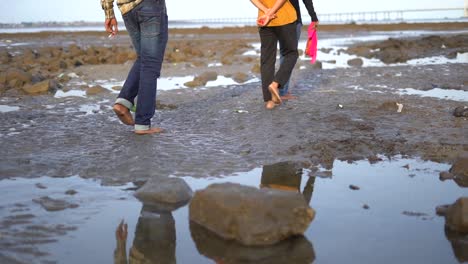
0, 156, 466, 263
54, 90, 87, 98
398, 87, 468, 102
94, 75, 259, 93
297, 37, 468, 69
0, 105, 20, 113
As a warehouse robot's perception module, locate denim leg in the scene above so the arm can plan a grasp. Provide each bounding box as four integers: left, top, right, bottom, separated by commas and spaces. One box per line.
259, 26, 278, 102
279, 22, 302, 96
116, 9, 142, 109
121, 0, 167, 131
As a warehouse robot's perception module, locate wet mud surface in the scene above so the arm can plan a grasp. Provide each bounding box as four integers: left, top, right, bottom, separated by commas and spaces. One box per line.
0, 23, 467, 263
1, 62, 467, 184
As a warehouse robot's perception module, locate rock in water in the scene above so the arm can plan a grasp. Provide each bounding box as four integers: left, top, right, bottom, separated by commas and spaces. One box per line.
450, 154, 468, 187
189, 182, 315, 246
445, 197, 468, 233
33, 196, 78, 211
134, 176, 193, 212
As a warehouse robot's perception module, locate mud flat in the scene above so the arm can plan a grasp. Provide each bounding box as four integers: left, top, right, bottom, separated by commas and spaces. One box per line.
0, 22, 467, 263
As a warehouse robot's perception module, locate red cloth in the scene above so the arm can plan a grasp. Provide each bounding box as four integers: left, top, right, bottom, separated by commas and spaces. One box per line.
305, 22, 318, 64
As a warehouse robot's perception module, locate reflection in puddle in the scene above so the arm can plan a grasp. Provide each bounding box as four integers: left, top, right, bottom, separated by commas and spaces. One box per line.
0, 157, 466, 263
398, 87, 468, 102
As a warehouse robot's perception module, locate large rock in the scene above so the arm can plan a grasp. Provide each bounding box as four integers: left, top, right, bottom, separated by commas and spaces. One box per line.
190, 221, 315, 264
189, 182, 315, 246
450, 154, 468, 187
86, 85, 110, 96
134, 176, 193, 212
184, 71, 218, 88
22, 80, 55, 95
445, 197, 468, 233
6, 68, 32, 88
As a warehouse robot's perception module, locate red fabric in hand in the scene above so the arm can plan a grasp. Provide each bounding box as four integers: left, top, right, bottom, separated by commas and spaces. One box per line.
305, 22, 318, 64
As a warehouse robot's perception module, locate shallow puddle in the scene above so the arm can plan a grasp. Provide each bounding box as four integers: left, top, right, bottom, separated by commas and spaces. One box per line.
0, 105, 20, 113
398, 87, 468, 102
0, 156, 466, 263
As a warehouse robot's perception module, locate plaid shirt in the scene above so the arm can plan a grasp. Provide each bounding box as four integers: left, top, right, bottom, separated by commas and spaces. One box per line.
101, 0, 143, 19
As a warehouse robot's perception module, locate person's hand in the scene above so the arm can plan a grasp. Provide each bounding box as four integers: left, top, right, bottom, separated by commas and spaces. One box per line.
257, 11, 277, 27
105, 18, 119, 37
115, 219, 128, 242
312, 21, 319, 29
257, 14, 270, 26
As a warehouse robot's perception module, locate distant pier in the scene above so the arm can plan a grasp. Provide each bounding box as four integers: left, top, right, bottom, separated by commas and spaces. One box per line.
170, 7, 467, 26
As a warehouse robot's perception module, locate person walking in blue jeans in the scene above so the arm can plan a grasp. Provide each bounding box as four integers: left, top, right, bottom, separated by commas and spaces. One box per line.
101, 0, 168, 135
279, 0, 318, 100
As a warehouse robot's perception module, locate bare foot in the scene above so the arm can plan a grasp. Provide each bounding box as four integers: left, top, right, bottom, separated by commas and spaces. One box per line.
134, 127, 164, 135
113, 104, 134, 126
265, 100, 277, 110
268, 85, 282, 105
280, 93, 297, 100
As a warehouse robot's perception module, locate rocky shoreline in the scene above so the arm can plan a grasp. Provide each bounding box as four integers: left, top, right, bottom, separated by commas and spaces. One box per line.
1, 22, 467, 181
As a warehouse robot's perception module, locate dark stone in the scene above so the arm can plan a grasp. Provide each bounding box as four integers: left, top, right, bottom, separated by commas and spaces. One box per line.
32, 196, 79, 211
134, 176, 193, 212
347, 58, 364, 67
453, 106, 468, 117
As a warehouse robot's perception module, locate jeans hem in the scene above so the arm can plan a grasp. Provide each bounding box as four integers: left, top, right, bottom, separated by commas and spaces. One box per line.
134, 124, 150, 131
115, 98, 133, 110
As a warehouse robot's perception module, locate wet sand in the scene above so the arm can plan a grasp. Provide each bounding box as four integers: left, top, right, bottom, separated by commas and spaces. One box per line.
0, 22, 467, 263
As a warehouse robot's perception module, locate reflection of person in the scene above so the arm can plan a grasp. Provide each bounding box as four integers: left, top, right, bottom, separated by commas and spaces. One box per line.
250, 0, 299, 110
279, 0, 319, 100
114, 205, 176, 264
101, 0, 168, 135
261, 161, 315, 204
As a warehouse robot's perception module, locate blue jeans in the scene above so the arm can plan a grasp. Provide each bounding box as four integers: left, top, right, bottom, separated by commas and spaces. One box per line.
115, 0, 168, 131
279, 22, 302, 96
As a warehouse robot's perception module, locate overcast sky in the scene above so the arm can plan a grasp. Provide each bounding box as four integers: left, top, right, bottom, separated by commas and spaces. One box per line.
1, 0, 464, 23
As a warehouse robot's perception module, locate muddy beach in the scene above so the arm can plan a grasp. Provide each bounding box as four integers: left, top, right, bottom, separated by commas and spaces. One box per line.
0, 22, 468, 263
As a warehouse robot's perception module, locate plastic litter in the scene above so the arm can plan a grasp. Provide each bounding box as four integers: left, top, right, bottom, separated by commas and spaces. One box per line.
396, 103, 403, 113
235, 110, 249, 114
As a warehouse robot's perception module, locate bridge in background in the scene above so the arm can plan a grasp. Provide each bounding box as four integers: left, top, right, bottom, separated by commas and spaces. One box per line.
171, 7, 467, 26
